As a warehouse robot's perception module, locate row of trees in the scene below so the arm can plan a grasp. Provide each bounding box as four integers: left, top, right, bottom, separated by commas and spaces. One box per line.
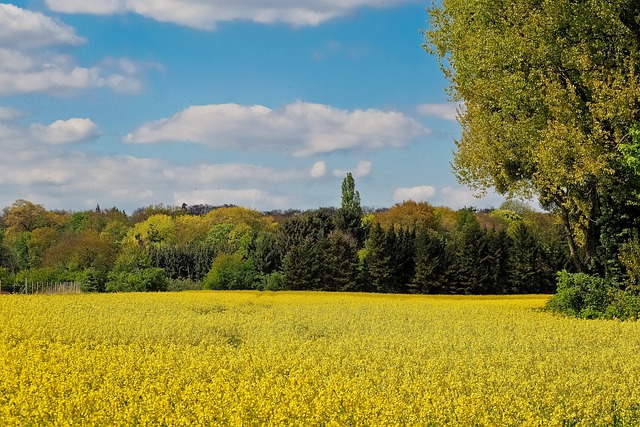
0, 174, 570, 294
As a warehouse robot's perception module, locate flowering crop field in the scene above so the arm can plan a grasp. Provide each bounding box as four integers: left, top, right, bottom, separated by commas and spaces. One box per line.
1, 292, 640, 426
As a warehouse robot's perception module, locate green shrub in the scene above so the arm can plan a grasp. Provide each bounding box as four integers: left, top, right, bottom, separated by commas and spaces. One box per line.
203, 253, 256, 290
0, 267, 15, 293
77, 268, 108, 293
15, 267, 78, 286
544, 271, 611, 318
166, 278, 202, 292
256, 272, 285, 291
603, 290, 640, 320
105, 267, 169, 292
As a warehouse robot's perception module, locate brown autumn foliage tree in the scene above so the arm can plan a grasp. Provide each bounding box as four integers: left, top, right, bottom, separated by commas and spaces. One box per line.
372, 201, 438, 232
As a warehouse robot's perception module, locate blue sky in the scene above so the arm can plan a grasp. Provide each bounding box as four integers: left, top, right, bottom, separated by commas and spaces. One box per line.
0, 1, 504, 212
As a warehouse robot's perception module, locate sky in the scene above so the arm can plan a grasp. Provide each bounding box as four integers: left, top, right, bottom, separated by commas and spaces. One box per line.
0, 0, 505, 213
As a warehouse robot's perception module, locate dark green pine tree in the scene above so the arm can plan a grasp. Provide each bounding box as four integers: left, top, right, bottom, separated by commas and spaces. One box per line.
509, 221, 547, 293
251, 230, 281, 275
282, 237, 328, 291
486, 228, 511, 294
364, 224, 397, 293
393, 228, 416, 293
450, 209, 491, 294
413, 229, 450, 294
324, 230, 360, 292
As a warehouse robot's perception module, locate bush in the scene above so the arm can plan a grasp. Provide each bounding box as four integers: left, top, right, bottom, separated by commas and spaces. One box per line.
166, 278, 202, 292
203, 253, 256, 290
544, 271, 611, 318
0, 267, 15, 293
106, 267, 169, 292
77, 268, 108, 292
603, 290, 640, 320
15, 267, 78, 286
256, 272, 285, 291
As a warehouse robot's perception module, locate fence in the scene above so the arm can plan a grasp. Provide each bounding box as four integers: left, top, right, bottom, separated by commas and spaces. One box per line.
0, 281, 81, 295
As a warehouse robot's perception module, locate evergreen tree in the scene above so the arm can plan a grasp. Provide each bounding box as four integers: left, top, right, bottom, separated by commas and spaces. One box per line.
324, 230, 360, 292
486, 228, 510, 294
450, 210, 491, 294
282, 237, 328, 291
413, 229, 450, 294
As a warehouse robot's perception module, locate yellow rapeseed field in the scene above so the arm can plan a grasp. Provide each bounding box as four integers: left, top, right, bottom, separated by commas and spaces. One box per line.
1, 291, 640, 426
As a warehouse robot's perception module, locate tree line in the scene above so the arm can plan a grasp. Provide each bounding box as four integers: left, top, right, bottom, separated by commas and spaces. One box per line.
0, 174, 570, 295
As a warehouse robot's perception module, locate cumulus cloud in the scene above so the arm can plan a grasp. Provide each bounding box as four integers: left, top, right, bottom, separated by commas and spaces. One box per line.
46, 0, 417, 29
391, 185, 505, 209
0, 49, 142, 95
125, 102, 429, 156
0, 3, 85, 48
0, 107, 23, 122
29, 118, 100, 144
417, 103, 462, 121
0, 113, 319, 211
173, 189, 292, 210
392, 185, 436, 203
354, 160, 372, 177
310, 161, 327, 178
332, 160, 373, 178
0, 5, 144, 95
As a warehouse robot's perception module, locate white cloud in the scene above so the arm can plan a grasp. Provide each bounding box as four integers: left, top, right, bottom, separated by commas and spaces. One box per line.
393, 186, 436, 203
354, 160, 372, 177
310, 161, 327, 178
0, 5, 144, 96
125, 102, 429, 156
391, 185, 505, 209
29, 118, 100, 144
46, 0, 417, 29
0, 3, 85, 48
173, 189, 292, 210
435, 186, 504, 209
45, 0, 124, 15
332, 160, 373, 178
0, 49, 142, 95
0, 107, 23, 122
417, 103, 462, 121
0, 113, 321, 211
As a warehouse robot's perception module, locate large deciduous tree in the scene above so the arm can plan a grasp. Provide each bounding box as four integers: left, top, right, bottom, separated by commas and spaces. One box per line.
425, 0, 640, 272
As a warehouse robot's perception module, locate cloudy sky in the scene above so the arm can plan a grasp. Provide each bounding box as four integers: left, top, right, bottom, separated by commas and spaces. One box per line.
0, 1, 504, 213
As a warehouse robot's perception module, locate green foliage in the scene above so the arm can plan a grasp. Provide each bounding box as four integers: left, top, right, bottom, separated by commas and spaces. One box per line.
251, 230, 281, 275
166, 278, 202, 292
340, 172, 362, 218
0, 267, 15, 292
619, 232, 640, 290
425, 0, 640, 272
450, 210, 492, 294
413, 229, 451, 294
255, 272, 285, 291
105, 268, 169, 293
325, 230, 361, 292
603, 290, 640, 321
77, 268, 108, 293
203, 253, 256, 290
148, 243, 216, 282
545, 271, 611, 318
618, 124, 640, 177
15, 267, 75, 284
282, 237, 328, 291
